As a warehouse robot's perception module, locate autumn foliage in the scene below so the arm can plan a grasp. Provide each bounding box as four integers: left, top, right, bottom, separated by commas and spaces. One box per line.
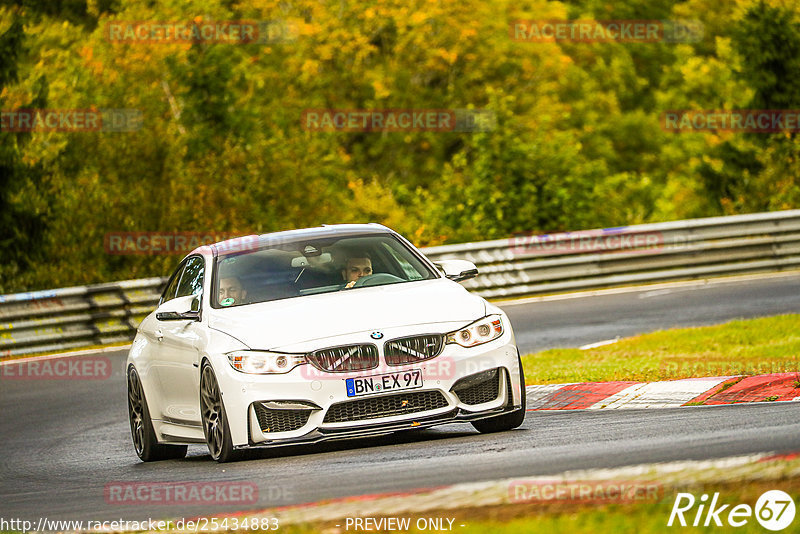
1, 0, 799, 292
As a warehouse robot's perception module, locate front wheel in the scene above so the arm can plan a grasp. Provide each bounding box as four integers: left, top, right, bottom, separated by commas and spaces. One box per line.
127, 367, 187, 462
200, 362, 241, 463
471, 356, 527, 433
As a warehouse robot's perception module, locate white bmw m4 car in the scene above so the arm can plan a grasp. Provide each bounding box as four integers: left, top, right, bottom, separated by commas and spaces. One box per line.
126, 224, 526, 462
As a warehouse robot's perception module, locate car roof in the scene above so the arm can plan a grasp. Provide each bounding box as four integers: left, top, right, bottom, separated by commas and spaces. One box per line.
189, 223, 395, 257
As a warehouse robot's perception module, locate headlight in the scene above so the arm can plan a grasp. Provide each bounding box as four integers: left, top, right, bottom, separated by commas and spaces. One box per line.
446, 315, 504, 347
227, 351, 306, 374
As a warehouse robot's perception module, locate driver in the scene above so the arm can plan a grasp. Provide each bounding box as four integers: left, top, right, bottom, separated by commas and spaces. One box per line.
342, 256, 372, 289
218, 276, 248, 305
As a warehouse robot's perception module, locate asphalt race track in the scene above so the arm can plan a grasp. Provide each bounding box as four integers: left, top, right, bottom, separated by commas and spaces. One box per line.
2, 274, 799, 522
504, 273, 800, 353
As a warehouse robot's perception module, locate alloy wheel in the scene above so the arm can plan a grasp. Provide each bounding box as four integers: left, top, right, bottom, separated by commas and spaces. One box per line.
127, 369, 145, 456
200, 365, 225, 459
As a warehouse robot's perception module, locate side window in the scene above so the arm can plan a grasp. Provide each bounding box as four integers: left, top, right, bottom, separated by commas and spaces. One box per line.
176, 256, 205, 299
160, 262, 186, 305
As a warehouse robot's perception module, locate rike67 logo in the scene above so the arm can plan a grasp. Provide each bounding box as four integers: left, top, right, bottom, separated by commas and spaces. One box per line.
668, 490, 795, 531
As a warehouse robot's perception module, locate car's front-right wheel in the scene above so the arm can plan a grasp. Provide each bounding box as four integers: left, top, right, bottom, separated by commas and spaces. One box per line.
200, 362, 241, 463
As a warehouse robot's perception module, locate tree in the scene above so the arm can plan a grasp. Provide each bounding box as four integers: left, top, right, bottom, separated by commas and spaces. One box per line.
0, 15, 50, 292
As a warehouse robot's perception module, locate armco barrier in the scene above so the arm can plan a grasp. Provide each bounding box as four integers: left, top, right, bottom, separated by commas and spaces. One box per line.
2, 210, 800, 357
427, 210, 800, 298
0, 278, 164, 357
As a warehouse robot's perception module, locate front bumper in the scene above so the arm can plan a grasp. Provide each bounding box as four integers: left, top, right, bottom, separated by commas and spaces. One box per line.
240, 402, 517, 450
214, 333, 522, 448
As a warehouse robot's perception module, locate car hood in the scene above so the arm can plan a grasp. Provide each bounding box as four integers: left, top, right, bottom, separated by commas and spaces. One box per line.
207, 279, 486, 350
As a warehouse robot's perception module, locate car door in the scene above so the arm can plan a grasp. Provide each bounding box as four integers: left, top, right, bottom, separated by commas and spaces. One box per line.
152, 255, 206, 426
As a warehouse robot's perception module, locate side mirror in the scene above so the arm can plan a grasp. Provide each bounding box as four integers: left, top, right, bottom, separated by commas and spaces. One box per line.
156, 295, 201, 321
435, 259, 479, 282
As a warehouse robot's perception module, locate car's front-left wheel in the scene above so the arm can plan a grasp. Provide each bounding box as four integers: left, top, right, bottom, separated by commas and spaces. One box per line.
470, 355, 527, 434
200, 362, 241, 463
127, 367, 187, 462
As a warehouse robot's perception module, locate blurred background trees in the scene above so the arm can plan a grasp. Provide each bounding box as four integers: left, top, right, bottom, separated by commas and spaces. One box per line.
1, 0, 798, 292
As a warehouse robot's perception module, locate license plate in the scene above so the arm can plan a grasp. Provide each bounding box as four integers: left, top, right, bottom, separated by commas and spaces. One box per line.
346, 369, 422, 397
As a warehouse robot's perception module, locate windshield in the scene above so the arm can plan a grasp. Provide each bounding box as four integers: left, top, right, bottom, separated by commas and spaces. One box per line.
212, 233, 438, 307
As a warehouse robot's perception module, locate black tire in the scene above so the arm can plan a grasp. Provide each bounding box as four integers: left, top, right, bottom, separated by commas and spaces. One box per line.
200, 362, 242, 463
127, 367, 188, 462
471, 355, 527, 434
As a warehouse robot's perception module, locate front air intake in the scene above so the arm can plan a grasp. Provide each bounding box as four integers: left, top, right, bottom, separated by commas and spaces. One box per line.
451, 368, 502, 405
253, 403, 313, 433
323, 390, 449, 423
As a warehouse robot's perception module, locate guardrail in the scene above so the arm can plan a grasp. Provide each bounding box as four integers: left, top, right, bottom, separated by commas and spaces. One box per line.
0, 278, 165, 357
427, 209, 800, 298
2, 210, 800, 357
